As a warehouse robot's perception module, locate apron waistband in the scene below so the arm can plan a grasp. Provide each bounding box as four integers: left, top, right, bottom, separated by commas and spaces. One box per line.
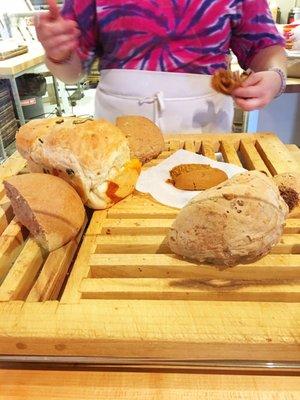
99, 69, 216, 98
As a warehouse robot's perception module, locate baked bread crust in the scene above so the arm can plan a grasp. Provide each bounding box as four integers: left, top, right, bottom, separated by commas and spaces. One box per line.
4, 173, 85, 252
116, 115, 165, 164
168, 171, 289, 268
16, 117, 141, 209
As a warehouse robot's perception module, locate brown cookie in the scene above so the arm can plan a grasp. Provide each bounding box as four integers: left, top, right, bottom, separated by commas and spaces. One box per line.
170, 164, 228, 191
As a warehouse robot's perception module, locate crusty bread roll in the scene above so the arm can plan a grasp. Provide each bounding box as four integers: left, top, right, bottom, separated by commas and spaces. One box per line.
16, 117, 141, 209
4, 173, 85, 252
168, 171, 289, 269
116, 115, 165, 164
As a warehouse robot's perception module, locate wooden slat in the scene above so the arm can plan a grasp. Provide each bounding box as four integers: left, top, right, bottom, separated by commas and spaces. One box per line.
26, 241, 78, 302
101, 218, 173, 235
89, 254, 300, 280
239, 140, 271, 175
107, 195, 177, 219
91, 216, 297, 235
27, 218, 88, 302
165, 132, 257, 151
80, 277, 300, 302
108, 208, 177, 219
0, 219, 28, 283
96, 235, 169, 254
200, 142, 217, 160
0, 239, 44, 302
168, 139, 183, 152
85, 210, 108, 236
219, 141, 243, 167
0, 300, 299, 361
60, 236, 97, 304
286, 144, 300, 166
284, 220, 300, 234
271, 234, 300, 254
255, 136, 299, 175
0, 151, 27, 183
0, 196, 14, 235
184, 140, 196, 152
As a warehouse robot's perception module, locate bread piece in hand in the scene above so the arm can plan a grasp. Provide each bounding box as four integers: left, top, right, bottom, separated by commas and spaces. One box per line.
16, 117, 141, 209
273, 172, 300, 212
170, 164, 228, 190
211, 69, 249, 95
4, 173, 85, 252
116, 115, 165, 164
168, 171, 288, 269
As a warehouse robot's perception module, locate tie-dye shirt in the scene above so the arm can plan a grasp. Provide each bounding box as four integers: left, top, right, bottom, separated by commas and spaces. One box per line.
61, 0, 284, 74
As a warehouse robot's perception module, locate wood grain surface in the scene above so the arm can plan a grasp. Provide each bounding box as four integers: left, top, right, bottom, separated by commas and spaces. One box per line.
0, 368, 299, 400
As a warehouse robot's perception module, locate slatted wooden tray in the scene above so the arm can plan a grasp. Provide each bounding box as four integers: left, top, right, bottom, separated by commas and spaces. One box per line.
0, 133, 299, 365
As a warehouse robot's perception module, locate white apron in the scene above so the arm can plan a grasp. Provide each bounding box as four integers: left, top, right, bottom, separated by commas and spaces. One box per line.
95, 69, 234, 133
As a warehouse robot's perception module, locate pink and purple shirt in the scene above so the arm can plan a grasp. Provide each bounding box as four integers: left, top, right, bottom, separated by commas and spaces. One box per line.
61, 0, 285, 74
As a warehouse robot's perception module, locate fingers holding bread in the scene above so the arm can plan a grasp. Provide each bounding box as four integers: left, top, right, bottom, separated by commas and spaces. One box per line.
211, 69, 250, 95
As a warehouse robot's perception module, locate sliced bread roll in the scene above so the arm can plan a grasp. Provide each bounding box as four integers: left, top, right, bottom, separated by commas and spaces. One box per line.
4, 173, 86, 252
116, 115, 165, 164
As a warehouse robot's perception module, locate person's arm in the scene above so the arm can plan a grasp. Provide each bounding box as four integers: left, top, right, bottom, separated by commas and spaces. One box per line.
35, 0, 97, 84
45, 51, 83, 84
230, 0, 287, 111
233, 45, 287, 111
249, 45, 286, 73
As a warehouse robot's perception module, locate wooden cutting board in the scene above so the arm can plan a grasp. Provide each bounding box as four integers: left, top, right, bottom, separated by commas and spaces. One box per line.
0, 132, 299, 367
0, 45, 28, 61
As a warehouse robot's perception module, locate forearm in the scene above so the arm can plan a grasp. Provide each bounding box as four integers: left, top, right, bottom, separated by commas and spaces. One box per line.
249, 45, 287, 74
45, 51, 84, 84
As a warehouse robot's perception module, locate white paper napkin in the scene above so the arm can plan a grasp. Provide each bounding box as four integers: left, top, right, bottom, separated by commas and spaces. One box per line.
136, 150, 246, 209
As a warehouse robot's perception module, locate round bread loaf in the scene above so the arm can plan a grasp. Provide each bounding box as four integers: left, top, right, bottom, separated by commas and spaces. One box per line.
16, 117, 141, 209
4, 173, 85, 252
116, 115, 165, 164
168, 171, 289, 268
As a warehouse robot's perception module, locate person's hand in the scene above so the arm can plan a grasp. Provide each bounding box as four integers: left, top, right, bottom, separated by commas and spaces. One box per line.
232, 71, 282, 111
35, 0, 80, 62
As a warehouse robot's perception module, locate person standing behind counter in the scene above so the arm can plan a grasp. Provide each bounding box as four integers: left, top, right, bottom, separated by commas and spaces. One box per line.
35, 0, 287, 133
